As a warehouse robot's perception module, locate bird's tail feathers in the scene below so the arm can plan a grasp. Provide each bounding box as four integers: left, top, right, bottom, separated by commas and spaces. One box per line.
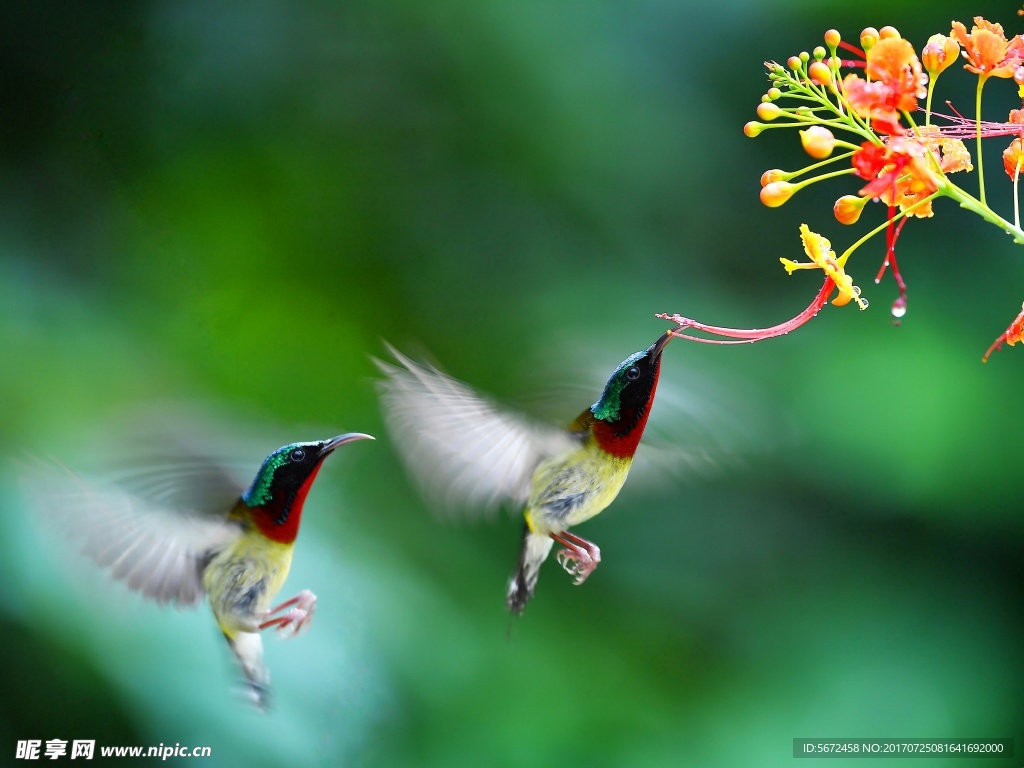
226, 631, 271, 711
506, 525, 553, 615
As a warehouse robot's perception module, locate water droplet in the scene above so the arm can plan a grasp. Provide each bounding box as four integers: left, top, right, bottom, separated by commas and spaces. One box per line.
860, 299, 870, 309
891, 296, 907, 318
874, 278, 881, 284
852, 286, 862, 296
883, 260, 890, 267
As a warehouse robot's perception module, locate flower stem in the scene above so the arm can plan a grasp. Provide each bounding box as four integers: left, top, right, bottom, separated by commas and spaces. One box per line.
976, 75, 988, 207
836, 192, 941, 267
1016, 158, 1022, 232
924, 77, 936, 130
943, 182, 1024, 245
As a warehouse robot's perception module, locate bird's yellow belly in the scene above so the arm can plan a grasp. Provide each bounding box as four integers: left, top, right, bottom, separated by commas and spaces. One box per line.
525, 447, 632, 533
203, 536, 294, 637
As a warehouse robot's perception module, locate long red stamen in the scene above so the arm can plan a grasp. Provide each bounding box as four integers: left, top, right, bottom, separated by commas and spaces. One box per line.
837, 41, 865, 59
657, 278, 834, 345
924, 107, 1024, 139
982, 333, 1007, 362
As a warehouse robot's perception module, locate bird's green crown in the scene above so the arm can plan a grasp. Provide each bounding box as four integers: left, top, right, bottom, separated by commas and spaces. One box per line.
590, 349, 647, 422
243, 441, 322, 507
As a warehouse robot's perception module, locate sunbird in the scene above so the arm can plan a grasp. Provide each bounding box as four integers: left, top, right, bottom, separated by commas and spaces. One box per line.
27, 432, 373, 709
376, 327, 677, 614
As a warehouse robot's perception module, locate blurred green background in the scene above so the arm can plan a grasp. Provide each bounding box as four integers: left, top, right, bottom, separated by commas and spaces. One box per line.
2, 1, 1022, 766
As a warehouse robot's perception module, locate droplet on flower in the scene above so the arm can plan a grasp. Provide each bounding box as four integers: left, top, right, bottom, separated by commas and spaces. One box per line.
921, 34, 960, 75
891, 296, 907, 318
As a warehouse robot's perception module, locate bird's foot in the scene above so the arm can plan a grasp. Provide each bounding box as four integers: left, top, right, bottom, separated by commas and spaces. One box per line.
555, 542, 601, 585
258, 589, 317, 637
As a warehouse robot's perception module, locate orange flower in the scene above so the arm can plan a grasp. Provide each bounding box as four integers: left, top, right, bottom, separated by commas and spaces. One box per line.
842, 38, 923, 135
921, 34, 960, 75
853, 137, 940, 202
1003, 138, 1024, 178
843, 76, 902, 134
866, 37, 925, 106
934, 137, 973, 174
917, 127, 974, 174
983, 302, 1024, 362
950, 17, 1024, 78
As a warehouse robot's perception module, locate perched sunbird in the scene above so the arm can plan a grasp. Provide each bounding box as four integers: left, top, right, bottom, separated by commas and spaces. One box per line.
376, 328, 677, 614
26, 432, 373, 709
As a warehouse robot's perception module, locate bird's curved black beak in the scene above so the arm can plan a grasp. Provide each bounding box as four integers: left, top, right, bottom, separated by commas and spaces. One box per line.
650, 324, 684, 358
321, 432, 375, 454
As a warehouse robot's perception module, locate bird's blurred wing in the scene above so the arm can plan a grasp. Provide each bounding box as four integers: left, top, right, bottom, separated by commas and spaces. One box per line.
374, 346, 578, 518
108, 454, 250, 519
628, 365, 786, 485
21, 457, 244, 607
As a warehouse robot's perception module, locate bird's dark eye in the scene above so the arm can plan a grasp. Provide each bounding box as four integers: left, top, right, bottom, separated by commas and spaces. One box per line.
626, 366, 641, 380
289, 448, 306, 462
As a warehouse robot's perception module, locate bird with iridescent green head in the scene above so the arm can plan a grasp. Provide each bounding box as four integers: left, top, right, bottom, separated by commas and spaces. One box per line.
25, 430, 373, 710
376, 327, 679, 614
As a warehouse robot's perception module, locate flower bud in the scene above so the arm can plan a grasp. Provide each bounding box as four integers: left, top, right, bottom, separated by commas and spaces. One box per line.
756, 102, 782, 121
767, 87, 782, 100
807, 61, 833, 86
812, 46, 826, 61
824, 29, 841, 49
833, 194, 868, 225
879, 26, 900, 40
760, 181, 797, 207
1003, 138, 1024, 179
787, 55, 802, 70
860, 27, 879, 52
921, 34, 959, 75
799, 126, 835, 159
743, 121, 765, 137
760, 169, 787, 187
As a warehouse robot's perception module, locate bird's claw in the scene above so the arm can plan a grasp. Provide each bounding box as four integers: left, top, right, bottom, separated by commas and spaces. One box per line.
258, 589, 317, 637
556, 547, 599, 585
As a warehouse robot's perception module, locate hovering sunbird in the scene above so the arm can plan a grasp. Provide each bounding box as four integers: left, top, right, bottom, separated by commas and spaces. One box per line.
27, 431, 373, 709
376, 328, 678, 614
